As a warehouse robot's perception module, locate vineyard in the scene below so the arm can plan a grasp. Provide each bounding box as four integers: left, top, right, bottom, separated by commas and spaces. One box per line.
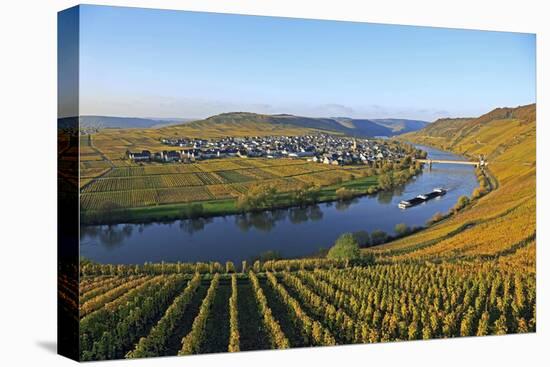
80, 158, 377, 211
74, 104, 537, 361
78, 261, 535, 361
383, 104, 536, 271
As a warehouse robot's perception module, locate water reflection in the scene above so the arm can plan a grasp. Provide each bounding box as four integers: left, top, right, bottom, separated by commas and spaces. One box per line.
179, 217, 214, 235
80, 224, 134, 248
377, 187, 402, 204
335, 199, 358, 211
236, 211, 280, 232
309, 205, 323, 221
234, 205, 324, 232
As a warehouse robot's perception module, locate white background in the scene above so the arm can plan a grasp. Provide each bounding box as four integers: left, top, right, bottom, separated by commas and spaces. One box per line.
0, 0, 548, 366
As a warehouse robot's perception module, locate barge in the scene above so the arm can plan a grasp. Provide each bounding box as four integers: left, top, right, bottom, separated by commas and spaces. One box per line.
398, 188, 447, 209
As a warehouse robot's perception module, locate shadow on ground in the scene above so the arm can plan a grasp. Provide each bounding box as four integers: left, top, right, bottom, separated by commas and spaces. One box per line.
36, 340, 57, 354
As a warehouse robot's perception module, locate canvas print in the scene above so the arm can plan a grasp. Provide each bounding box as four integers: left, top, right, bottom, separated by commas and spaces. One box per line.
57, 4, 536, 362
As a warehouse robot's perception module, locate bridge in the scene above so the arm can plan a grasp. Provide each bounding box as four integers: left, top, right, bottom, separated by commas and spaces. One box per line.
415, 159, 487, 167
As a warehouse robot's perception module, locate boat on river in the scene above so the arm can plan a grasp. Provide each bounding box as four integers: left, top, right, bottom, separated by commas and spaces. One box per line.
398, 188, 447, 209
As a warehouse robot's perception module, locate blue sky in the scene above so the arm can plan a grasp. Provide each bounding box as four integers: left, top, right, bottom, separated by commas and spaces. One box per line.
78, 5, 536, 121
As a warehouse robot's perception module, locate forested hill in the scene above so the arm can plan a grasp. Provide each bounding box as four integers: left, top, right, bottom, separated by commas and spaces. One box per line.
375, 103, 536, 271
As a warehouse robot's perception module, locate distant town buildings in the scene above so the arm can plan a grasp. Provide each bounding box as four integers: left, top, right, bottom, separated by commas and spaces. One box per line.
126, 134, 408, 166
127, 150, 151, 162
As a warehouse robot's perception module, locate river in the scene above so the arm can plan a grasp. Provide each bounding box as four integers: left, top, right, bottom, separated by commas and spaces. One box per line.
80, 145, 479, 264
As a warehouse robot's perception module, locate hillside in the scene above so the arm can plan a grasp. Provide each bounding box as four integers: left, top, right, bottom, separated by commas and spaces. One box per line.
375, 103, 536, 270
88, 112, 429, 137
174, 112, 395, 137
401, 104, 535, 156
370, 118, 430, 134
157, 113, 318, 139
80, 115, 194, 129
403, 117, 474, 141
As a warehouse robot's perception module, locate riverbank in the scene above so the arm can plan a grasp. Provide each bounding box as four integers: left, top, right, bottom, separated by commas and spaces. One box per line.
386, 142, 496, 226
369, 163, 496, 256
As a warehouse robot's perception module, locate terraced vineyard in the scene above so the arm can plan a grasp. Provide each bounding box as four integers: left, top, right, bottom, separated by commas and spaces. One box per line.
380, 104, 536, 271
78, 261, 535, 361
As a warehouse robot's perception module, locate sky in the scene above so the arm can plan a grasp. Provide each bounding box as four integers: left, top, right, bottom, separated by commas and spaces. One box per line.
76, 5, 536, 121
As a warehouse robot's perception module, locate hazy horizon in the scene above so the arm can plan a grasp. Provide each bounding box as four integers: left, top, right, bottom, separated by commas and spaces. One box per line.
66, 5, 536, 120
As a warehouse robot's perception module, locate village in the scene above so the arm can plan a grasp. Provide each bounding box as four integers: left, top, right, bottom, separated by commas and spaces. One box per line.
126, 134, 411, 166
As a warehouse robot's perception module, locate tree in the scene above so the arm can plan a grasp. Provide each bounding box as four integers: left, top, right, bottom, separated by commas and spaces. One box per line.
352, 231, 371, 247
371, 230, 389, 245
327, 233, 361, 260
181, 203, 204, 219
394, 223, 411, 237
336, 187, 354, 201
453, 195, 470, 213
472, 187, 486, 199
360, 251, 376, 265
393, 171, 410, 186
367, 186, 379, 195
378, 173, 394, 190
427, 212, 445, 225
95, 201, 126, 223
236, 184, 277, 211
291, 182, 319, 206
